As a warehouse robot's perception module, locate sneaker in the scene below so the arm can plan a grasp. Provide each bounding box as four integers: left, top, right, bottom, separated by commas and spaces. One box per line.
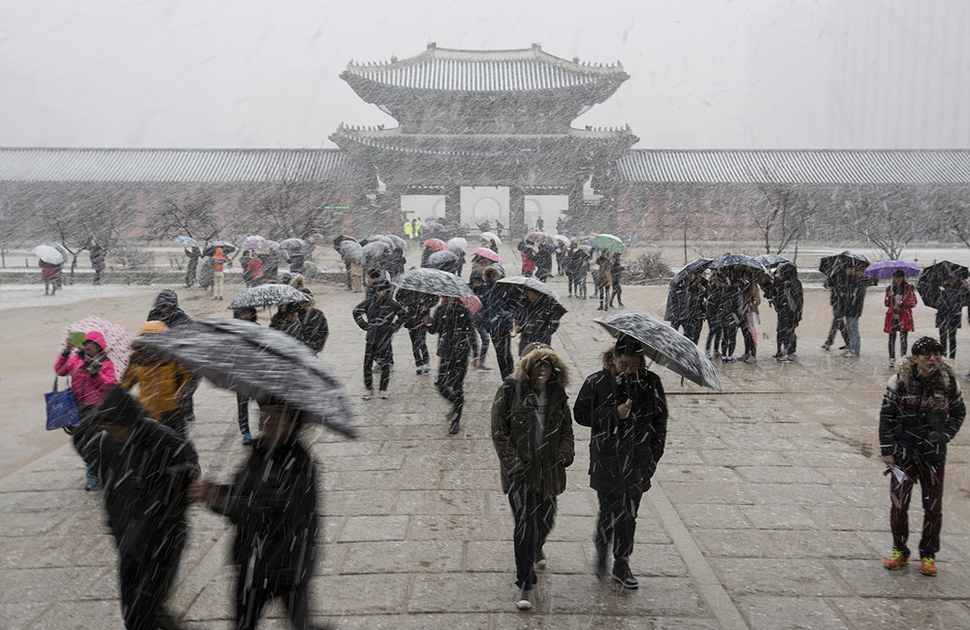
844, 351, 859, 358
477, 363, 492, 370
839, 344, 849, 350
888, 359, 896, 368
721, 356, 735, 363
416, 367, 424, 375
378, 390, 388, 399
776, 355, 793, 363
241, 432, 252, 445
515, 587, 533, 610
448, 418, 461, 435
883, 549, 908, 570
744, 354, 757, 364
821, 343, 830, 352
536, 549, 546, 569
423, 364, 431, 374
611, 561, 639, 589
361, 390, 373, 400
920, 557, 937, 576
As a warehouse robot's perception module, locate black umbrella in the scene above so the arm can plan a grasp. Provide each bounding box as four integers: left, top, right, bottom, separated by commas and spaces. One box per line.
362, 241, 390, 264
710, 253, 768, 273
427, 249, 459, 270
392, 267, 474, 298
203, 242, 237, 257
595, 312, 721, 391
228, 284, 309, 310
818, 251, 869, 277
917, 261, 970, 309
493, 275, 568, 314
333, 234, 357, 249
754, 253, 791, 270
138, 319, 356, 438
672, 258, 714, 286
338, 240, 363, 264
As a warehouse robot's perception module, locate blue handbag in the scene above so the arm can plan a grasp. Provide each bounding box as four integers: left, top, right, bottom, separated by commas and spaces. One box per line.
45, 376, 80, 430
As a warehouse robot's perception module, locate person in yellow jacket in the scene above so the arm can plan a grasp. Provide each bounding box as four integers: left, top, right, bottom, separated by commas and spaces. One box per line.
121, 322, 193, 438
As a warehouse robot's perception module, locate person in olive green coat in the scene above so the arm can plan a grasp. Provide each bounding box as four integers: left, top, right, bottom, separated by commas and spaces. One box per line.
491, 343, 574, 611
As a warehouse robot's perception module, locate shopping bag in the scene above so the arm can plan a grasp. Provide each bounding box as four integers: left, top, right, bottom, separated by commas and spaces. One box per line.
45, 377, 80, 430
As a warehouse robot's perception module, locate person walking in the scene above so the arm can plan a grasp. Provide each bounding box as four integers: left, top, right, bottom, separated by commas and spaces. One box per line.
398, 289, 438, 375
55, 330, 118, 490
90, 243, 106, 285
183, 246, 201, 288
189, 396, 328, 630
608, 252, 625, 308
425, 295, 480, 434
843, 266, 869, 357
39, 259, 59, 295
594, 253, 613, 311
482, 266, 516, 379
469, 269, 493, 370
491, 344, 574, 610
821, 268, 850, 352
513, 289, 562, 356
121, 322, 194, 439
95, 385, 199, 630
880, 336, 965, 577
573, 336, 668, 589
210, 246, 228, 301
290, 285, 329, 355
353, 279, 406, 400
884, 270, 918, 368
934, 275, 967, 360
233, 307, 259, 445
665, 273, 707, 345
766, 262, 804, 362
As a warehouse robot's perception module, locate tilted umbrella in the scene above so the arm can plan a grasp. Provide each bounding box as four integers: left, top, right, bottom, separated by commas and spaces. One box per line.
447, 237, 468, 252
427, 249, 459, 270
203, 242, 236, 257
494, 275, 567, 313
47, 242, 70, 265
819, 251, 869, 277
595, 312, 721, 392
242, 235, 269, 251
424, 238, 448, 251
671, 258, 714, 286
480, 231, 502, 246
138, 319, 356, 438
754, 253, 791, 270
556, 234, 570, 247
386, 234, 408, 251
34, 245, 63, 265
525, 232, 557, 246
362, 234, 393, 247
174, 236, 199, 248
864, 260, 920, 280
279, 238, 309, 252
60, 315, 134, 375
709, 253, 769, 281
392, 267, 474, 298
460, 294, 483, 315
228, 284, 310, 310
362, 240, 390, 264
917, 261, 970, 309
333, 234, 357, 249
594, 233, 626, 253
338, 240, 363, 264
471, 247, 501, 263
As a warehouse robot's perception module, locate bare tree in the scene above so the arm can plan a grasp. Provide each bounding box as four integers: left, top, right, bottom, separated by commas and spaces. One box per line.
748, 173, 814, 255
844, 186, 927, 260
145, 191, 223, 243
936, 186, 970, 252
242, 169, 338, 241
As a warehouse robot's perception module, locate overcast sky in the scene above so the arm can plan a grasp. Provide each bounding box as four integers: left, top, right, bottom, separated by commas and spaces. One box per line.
1, 0, 968, 150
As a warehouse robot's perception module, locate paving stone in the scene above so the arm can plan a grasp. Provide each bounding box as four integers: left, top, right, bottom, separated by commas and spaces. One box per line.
673, 504, 751, 529
313, 573, 411, 615
341, 540, 463, 573
394, 490, 486, 515
408, 514, 510, 541
737, 596, 849, 630
0, 512, 66, 537
0, 603, 49, 630
743, 483, 848, 507
710, 558, 849, 597
738, 505, 819, 530
28, 600, 124, 630
333, 469, 441, 491
327, 613, 492, 629
408, 573, 515, 614
0, 566, 109, 604
660, 482, 754, 505
699, 449, 790, 466
0, 534, 102, 569
656, 465, 741, 483
692, 530, 875, 559
541, 574, 708, 617
337, 515, 410, 542
829, 597, 970, 630
808, 506, 886, 531
324, 490, 401, 516
828, 559, 970, 598
734, 466, 830, 484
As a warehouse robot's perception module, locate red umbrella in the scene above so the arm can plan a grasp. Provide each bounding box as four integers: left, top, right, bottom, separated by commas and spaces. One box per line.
471, 247, 501, 263
460, 295, 483, 315
424, 238, 448, 251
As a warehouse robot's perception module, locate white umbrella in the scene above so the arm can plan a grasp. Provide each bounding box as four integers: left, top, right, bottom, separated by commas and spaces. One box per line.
34, 245, 63, 264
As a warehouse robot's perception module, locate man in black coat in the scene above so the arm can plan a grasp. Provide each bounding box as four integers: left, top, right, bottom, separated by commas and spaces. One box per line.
147, 289, 192, 328
425, 296, 480, 434
766, 262, 804, 361
96, 385, 199, 630
353, 279, 406, 399
513, 290, 562, 356
573, 336, 668, 589
190, 396, 326, 630
295, 289, 329, 355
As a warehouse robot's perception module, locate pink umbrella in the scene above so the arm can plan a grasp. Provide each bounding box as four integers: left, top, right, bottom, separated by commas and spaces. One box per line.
60, 316, 134, 374
424, 238, 448, 251
460, 294, 483, 315
471, 247, 502, 263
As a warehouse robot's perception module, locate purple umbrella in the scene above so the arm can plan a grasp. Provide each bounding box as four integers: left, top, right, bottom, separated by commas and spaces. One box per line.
863, 260, 920, 280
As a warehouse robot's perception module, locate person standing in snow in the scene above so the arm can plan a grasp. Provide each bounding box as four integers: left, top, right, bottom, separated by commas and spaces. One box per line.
883, 270, 918, 368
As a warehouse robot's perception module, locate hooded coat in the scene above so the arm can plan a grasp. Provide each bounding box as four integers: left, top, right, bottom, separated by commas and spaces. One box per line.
353, 292, 406, 344
883, 283, 917, 333
54, 330, 117, 406
147, 290, 192, 327
491, 348, 574, 500
879, 356, 965, 467
766, 263, 804, 324
573, 350, 668, 495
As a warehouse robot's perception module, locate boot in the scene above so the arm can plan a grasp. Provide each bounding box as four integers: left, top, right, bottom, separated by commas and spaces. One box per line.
611, 558, 638, 589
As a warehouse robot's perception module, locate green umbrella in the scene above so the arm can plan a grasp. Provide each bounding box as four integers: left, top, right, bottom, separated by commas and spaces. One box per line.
594, 233, 626, 253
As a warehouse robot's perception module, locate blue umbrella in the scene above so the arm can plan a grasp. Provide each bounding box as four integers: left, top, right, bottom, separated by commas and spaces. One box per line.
174, 236, 198, 247
863, 260, 920, 280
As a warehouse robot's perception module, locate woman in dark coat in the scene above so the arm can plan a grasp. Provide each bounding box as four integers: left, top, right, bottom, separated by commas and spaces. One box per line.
573, 336, 668, 589
353, 279, 406, 399
491, 344, 574, 610
766, 262, 804, 362
190, 397, 326, 630
513, 290, 562, 356
425, 296, 480, 434
482, 266, 516, 378
717, 275, 746, 362
397, 288, 439, 375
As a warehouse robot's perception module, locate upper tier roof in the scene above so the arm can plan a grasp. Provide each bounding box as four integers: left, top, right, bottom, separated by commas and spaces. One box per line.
342, 43, 628, 93
0, 148, 365, 183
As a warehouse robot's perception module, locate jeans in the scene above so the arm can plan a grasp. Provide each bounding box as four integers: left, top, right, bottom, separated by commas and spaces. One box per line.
890, 464, 945, 559
477, 321, 491, 363
845, 316, 861, 353
888, 325, 908, 360
825, 315, 848, 347
508, 492, 557, 589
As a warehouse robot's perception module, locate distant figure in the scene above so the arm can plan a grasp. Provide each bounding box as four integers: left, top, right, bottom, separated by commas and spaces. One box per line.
353, 280, 406, 400
608, 253, 625, 308
89, 244, 106, 285
184, 246, 201, 288
535, 216, 544, 232
39, 259, 59, 295
883, 270, 917, 368
934, 275, 967, 360
843, 266, 868, 357
766, 263, 803, 362
210, 247, 228, 301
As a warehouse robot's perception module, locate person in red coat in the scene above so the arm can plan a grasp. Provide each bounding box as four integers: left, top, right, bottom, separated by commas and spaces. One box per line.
884, 270, 918, 368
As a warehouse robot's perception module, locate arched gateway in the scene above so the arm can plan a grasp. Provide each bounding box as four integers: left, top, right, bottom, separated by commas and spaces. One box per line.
330, 43, 638, 237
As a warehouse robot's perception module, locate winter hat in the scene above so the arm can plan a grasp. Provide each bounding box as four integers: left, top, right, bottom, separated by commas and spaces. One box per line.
469, 268, 484, 282
154, 289, 179, 309
289, 274, 305, 289
96, 385, 146, 427
482, 266, 503, 283
83, 330, 107, 354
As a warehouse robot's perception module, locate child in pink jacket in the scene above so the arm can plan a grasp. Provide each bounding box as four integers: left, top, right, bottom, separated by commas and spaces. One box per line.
55, 330, 117, 490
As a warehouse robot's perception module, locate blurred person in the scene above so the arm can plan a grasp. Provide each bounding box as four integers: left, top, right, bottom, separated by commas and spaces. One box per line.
234, 307, 259, 445
183, 246, 201, 288
210, 247, 228, 301
90, 243, 106, 285
353, 279, 406, 400
121, 322, 193, 438
608, 252, 624, 309
425, 294, 481, 434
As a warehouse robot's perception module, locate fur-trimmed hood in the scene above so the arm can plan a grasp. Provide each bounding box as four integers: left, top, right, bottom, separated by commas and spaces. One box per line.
512, 346, 569, 388
894, 355, 960, 392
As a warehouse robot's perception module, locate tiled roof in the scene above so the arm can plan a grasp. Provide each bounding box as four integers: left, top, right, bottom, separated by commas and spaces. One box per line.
615, 150, 970, 185
0, 148, 364, 183
343, 43, 627, 92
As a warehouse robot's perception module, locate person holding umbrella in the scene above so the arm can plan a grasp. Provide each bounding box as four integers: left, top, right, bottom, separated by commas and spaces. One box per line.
884, 270, 918, 368
665, 273, 707, 345
189, 395, 327, 630
424, 294, 481, 434
491, 343, 574, 610
89, 243, 106, 285
398, 288, 438, 375
843, 266, 869, 357
934, 275, 968, 361
573, 335, 668, 589
121, 322, 194, 438
184, 246, 201, 288
765, 262, 804, 362
594, 253, 613, 311
353, 279, 406, 400
514, 288, 563, 356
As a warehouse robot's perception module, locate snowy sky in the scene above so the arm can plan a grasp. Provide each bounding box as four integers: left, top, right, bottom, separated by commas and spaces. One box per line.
1, 0, 968, 150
